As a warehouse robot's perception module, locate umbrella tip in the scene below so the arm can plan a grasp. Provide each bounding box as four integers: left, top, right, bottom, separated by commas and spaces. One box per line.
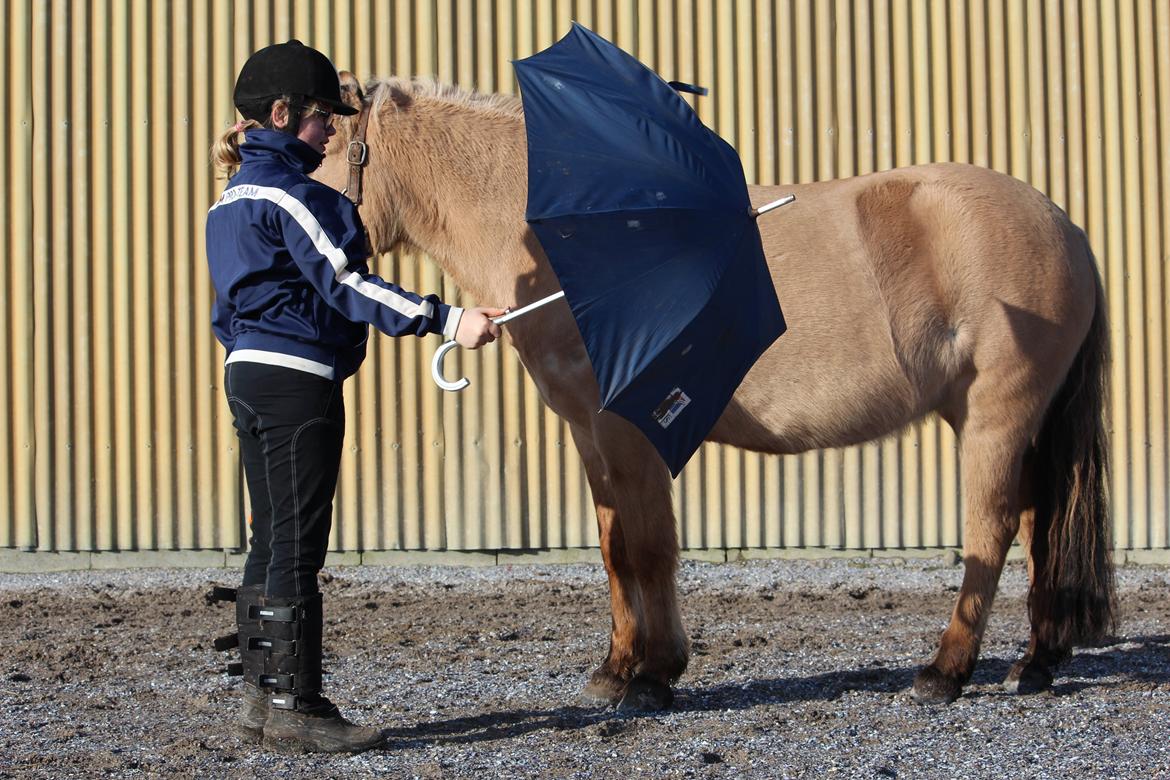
668, 80, 708, 97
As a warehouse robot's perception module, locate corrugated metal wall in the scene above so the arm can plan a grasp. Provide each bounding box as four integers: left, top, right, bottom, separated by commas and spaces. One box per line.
2, 1, 1167, 554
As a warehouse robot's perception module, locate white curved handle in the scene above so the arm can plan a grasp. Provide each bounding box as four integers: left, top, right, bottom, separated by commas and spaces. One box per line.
430, 291, 567, 392
431, 340, 470, 392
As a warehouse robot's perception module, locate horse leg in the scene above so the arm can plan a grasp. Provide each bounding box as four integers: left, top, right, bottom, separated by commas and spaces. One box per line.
1003, 458, 1064, 693
590, 413, 688, 710
1005, 304, 1116, 692
912, 419, 1027, 704
568, 422, 642, 705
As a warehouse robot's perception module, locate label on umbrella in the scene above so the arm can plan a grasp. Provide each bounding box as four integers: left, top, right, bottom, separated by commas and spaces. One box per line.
652, 388, 691, 429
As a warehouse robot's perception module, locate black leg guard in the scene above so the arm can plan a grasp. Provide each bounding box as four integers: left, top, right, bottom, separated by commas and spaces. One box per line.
235, 585, 269, 740
209, 584, 269, 742
254, 593, 325, 713
256, 594, 384, 753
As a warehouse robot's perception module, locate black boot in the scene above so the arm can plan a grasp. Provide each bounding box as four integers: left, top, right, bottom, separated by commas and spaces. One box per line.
256, 593, 384, 753
209, 584, 269, 742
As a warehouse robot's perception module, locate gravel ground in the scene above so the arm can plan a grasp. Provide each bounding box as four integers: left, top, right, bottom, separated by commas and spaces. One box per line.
0, 556, 1167, 779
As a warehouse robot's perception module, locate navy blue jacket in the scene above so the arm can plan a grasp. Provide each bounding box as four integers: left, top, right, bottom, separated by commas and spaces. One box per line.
206, 129, 462, 380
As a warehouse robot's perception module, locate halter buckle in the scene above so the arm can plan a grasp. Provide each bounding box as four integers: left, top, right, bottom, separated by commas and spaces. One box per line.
346, 140, 368, 166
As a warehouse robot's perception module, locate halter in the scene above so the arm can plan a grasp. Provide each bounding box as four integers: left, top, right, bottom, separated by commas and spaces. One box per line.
342, 98, 372, 206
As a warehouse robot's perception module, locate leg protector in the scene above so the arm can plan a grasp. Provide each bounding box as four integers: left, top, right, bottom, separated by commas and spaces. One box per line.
255, 594, 384, 753
209, 584, 269, 741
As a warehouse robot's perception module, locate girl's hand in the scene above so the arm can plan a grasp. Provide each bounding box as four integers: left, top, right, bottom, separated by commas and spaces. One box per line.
454, 307, 506, 349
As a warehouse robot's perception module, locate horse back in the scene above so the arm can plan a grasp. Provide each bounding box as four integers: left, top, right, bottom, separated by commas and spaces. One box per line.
712, 163, 1097, 454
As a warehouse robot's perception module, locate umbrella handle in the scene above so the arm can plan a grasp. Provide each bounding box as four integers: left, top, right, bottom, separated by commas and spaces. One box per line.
431, 291, 567, 392
431, 340, 470, 392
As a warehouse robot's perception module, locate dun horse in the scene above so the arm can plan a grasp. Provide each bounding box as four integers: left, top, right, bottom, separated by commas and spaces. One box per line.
317, 75, 1116, 708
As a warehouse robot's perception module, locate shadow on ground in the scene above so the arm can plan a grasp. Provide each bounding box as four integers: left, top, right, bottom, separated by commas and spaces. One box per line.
382, 634, 1170, 748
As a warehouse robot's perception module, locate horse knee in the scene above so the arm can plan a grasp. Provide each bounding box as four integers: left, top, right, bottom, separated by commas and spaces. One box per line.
596, 508, 629, 567
625, 544, 677, 583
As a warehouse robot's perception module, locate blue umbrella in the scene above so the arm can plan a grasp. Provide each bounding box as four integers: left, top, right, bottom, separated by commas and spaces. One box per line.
510, 23, 789, 477
509, 23, 789, 476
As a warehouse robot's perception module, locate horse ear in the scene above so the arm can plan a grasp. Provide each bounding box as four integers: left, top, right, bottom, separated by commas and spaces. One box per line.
338, 71, 364, 111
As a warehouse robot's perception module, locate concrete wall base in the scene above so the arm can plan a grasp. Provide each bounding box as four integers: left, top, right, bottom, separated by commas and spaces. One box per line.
1, 546, 1166, 573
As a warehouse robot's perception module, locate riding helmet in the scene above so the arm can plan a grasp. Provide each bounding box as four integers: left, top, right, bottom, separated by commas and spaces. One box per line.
233, 40, 359, 121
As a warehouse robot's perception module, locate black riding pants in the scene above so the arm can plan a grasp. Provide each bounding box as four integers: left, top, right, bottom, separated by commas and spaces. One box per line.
224, 362, 345, 599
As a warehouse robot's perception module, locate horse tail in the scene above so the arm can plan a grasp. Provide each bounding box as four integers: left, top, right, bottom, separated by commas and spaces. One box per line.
1028, 258, 1117, 651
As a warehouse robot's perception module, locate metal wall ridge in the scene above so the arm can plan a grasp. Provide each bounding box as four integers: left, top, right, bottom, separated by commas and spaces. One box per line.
3, 1, 1167, 556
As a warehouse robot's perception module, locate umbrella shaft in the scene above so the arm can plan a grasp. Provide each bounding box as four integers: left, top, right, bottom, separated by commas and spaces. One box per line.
751, 194, 796, 218
492, 290, 567, 325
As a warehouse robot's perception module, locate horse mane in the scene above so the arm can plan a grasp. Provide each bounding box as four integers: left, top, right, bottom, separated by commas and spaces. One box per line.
363, 76, 524, 120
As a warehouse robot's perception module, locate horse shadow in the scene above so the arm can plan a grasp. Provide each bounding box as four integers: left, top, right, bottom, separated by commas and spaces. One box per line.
378, 666, 916, 748
375, 664, 921, 749
1044, 633, 1170, 695
379, 634, 1170, 748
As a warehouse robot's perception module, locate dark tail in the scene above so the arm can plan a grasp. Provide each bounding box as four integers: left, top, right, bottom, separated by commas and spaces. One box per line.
1029, 263, 1117, 651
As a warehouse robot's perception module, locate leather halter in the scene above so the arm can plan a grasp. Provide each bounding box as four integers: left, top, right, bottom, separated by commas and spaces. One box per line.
342, 99, 372, 206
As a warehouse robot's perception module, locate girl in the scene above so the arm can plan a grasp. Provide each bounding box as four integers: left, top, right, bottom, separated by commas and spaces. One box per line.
207, 40, 503, 753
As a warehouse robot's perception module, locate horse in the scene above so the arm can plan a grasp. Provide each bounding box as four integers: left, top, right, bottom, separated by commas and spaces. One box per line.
316, 73, 1116, 709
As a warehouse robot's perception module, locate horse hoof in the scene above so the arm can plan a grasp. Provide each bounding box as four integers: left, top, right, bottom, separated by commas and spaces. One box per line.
583, 668, 627, 704
616, 676, 673, 711
1004, 658, 1054, 695
911, 666, 962, 704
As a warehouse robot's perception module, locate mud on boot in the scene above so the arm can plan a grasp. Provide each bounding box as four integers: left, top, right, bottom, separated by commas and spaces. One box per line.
255, 593, 384, 753
264, 693, 384, 753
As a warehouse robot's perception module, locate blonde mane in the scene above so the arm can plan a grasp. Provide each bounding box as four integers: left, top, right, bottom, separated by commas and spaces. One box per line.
365, 76, 524, 119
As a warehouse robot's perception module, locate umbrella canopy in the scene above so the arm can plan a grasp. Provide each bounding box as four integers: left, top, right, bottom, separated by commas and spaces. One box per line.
513, 23, 786, 476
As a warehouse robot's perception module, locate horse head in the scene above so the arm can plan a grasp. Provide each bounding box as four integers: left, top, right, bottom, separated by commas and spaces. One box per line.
317, 73, 564, 343
315, 72, 412, 255
318, 75, 530, 269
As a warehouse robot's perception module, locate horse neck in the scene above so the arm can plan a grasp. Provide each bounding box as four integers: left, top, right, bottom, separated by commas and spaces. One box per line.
371, 98, 548, 308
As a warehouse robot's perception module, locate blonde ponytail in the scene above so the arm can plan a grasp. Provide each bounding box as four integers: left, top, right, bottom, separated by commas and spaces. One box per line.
209, 118, 261, 178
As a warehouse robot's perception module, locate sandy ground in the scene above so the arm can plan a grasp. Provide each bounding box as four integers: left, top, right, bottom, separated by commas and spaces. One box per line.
1, 557, 1168, 779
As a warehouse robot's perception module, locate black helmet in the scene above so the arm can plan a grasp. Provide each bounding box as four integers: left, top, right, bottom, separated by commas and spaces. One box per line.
233, 40, 358, 121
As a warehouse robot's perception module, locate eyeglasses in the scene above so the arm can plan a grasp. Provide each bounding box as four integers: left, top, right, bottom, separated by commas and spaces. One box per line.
303, 106, 335, 128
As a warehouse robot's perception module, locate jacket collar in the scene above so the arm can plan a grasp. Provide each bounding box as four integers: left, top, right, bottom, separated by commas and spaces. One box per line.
239, 128, 325, 174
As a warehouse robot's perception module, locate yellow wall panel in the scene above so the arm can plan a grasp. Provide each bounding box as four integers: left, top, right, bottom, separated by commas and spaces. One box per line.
1, 1, 1167, 556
